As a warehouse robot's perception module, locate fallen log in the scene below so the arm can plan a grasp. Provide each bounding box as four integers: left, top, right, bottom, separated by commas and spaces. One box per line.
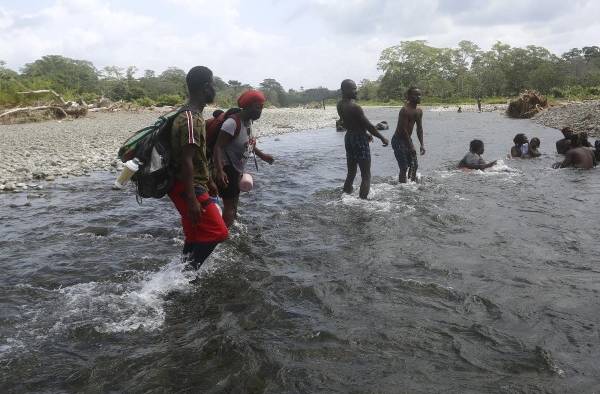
16, 89, 67, 105
0, 105, 69, 119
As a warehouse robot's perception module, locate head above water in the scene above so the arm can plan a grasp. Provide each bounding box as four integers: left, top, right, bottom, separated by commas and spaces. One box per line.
341, 79, 357, 99
406, 87, 422, 104
238, 90, 266, 120
513, 133, 528, 146
470, 139, 484, 155
186, 66, 215, 104
561, 127, 574, 138
530, 137, 541, 149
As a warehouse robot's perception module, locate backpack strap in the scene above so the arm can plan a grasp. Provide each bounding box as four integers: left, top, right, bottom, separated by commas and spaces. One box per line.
229, 112, 243, 138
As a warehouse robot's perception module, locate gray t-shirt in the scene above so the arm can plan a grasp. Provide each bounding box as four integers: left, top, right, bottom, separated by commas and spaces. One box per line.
221, 117, 254, 173
460, 151, 485, 167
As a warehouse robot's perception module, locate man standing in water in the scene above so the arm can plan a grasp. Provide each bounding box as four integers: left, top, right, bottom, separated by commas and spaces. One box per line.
391, 87, 425, 183
337, 79, 389, 199
168, 66, 228, 269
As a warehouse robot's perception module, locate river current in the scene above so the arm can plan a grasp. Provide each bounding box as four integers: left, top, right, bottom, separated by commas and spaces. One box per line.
1, 109, 599, 393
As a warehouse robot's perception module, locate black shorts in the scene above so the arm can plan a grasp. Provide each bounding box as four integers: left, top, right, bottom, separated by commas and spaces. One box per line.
219, 165, 241, 199
344, 132, 371, 161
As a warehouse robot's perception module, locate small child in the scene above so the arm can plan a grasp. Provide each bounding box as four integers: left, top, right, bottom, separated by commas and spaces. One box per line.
459, 139, 497, 170
527, 137, 541, 157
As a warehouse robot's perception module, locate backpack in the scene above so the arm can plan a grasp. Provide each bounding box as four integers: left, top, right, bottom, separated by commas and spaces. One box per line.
117, 108, 187, 201
205, 107, 242, 159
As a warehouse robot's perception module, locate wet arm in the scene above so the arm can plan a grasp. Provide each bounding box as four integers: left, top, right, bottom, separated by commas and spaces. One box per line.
416, 110, 424, 148
254, 145, 273, 164
356, 105, 386, 141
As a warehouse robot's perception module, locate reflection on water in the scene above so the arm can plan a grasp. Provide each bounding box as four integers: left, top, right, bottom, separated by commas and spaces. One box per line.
1, 110, 599, 392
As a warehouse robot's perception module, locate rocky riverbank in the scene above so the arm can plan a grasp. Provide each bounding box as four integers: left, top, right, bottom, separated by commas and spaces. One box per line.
0, 107, 338, 191
533, 100, 600, 136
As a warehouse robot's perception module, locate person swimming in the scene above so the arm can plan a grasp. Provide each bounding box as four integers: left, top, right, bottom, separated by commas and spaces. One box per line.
458, 139, 497, 170
552, 133, 597, 169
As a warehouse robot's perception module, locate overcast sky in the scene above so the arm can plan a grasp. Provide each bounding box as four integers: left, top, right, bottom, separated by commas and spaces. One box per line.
0, 0, 597, 90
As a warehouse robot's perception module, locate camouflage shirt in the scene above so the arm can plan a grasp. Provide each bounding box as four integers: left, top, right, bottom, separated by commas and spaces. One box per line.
170, 109, 210, 189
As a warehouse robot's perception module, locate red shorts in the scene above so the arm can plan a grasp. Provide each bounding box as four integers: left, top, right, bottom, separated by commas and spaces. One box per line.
168, 181, 228, 243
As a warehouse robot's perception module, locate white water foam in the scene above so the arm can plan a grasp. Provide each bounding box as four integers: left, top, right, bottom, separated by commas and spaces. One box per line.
53, 252, 226, 334
331, 181, 421, 213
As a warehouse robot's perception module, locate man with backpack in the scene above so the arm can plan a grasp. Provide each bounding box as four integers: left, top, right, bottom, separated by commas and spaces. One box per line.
212, 90, 274, 227
167, 66, 228, 269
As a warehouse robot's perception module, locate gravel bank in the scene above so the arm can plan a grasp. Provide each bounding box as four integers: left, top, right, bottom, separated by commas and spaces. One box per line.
0, 107, 338, 191
533, 100, 600, 136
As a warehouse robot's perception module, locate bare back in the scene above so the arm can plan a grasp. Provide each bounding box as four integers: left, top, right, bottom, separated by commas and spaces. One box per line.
565, 147, 595, 169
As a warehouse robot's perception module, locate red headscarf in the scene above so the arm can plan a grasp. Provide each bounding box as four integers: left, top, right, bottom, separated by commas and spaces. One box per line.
237, 90, 266, 109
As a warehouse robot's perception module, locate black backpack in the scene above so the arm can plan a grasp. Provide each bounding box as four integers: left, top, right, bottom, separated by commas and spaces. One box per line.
118, 108, 187, 201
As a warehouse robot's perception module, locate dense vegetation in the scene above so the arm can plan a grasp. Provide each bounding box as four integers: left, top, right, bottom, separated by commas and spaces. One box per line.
1, 41, 599, 109
0, 56, 338, 109
363, 40, 600, 104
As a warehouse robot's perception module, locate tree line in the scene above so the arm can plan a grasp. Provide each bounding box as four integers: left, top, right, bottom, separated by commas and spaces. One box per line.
1, 41, 599, 108
362, 40, 600, 103
0, 56, 337, 109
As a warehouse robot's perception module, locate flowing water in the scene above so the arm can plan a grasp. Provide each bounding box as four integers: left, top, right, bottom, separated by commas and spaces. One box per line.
1, 110, 599, 393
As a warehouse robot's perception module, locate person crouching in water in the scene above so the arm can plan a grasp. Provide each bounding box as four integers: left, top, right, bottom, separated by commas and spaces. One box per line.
213, 90, 274, 227
552, 133, 597, 169
458, 139, 497, 170
510, 133, 529, 157
528, 137, 541, 157
168, 66, 228, 269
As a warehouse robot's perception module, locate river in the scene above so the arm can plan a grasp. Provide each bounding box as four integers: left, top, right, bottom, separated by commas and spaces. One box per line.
1, 109, 599, 393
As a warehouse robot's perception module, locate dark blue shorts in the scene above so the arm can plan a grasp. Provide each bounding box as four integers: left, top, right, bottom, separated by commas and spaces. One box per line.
392, 134, 418, 170
345, 132, 370, 161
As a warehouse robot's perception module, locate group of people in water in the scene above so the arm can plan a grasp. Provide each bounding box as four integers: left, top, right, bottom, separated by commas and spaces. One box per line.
337, 77, 599, 197
157, 66, 598, 270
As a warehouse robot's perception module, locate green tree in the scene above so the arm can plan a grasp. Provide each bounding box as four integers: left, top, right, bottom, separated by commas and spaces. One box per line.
21, 55, 99, 94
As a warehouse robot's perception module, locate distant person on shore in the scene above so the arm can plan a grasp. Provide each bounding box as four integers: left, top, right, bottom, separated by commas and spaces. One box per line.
458, 139, 497, 170
477, 96, 482, 112
168, 66, 228, 269
213, 90, 274, 227
337, 79, 389, 199
510, 133, 529, 157
391, 87, 425, 183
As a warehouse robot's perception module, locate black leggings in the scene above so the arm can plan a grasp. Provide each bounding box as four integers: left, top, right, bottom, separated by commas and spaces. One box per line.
182, 242, 218, 270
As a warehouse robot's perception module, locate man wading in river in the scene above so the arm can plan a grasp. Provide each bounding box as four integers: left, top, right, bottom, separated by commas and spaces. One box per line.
391, 87, 426, 183
168, 66, 228, 269
337, 79, 389, 199
213, 90, 274, 227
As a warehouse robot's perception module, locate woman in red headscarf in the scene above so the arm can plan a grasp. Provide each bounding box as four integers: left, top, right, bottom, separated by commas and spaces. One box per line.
212, 90, 275, 227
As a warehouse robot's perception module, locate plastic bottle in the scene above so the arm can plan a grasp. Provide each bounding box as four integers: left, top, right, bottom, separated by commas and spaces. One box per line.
113, 158, 141, 189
